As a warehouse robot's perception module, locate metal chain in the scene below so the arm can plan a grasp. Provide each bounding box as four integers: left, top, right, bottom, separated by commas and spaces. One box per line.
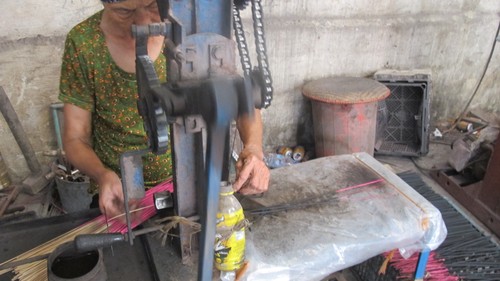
232, 7, 252, 77
251, 0, 273, 108
233, 0, 273, 108
233, 0, 250, 11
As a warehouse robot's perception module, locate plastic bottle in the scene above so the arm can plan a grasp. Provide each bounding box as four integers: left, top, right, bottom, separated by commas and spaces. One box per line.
214, 181, 246, 273
264, 153, 296, 169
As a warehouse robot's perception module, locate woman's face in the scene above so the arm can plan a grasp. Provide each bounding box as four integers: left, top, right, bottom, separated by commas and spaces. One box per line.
103, 0, 161, 29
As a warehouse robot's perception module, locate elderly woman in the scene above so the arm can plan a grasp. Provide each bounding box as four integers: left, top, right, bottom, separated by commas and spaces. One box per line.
59, 0, 269, 218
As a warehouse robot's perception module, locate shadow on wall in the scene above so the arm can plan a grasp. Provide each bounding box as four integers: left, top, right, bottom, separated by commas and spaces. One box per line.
296, 97, 315, 158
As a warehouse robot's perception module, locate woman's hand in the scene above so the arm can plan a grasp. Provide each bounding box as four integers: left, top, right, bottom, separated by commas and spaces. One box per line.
233, 145, 269, 195
97, 169, 125, 220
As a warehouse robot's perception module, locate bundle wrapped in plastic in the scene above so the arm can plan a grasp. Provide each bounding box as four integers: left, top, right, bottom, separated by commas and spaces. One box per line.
240, 153, 446, 281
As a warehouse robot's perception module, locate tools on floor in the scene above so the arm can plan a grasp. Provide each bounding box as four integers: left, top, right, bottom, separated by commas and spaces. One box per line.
432, 136, 500, 238
0, 86, 56, 224
431, 110, 500, 239
0, 184, 22, 217
0, 86, 54, 195
445, 111, 498, 175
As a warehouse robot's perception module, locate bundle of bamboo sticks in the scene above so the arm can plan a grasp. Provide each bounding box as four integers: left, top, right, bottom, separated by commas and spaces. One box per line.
0, 180, 173, 281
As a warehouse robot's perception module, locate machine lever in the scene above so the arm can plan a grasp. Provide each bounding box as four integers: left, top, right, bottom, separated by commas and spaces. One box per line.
74, 222, 176, 252
74, 233, 125, 253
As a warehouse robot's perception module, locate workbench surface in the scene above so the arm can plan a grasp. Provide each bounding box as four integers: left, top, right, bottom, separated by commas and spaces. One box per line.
0, 153, 446, 281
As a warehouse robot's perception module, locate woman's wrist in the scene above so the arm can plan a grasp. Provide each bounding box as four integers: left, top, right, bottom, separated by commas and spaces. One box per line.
242, 144, 265, 159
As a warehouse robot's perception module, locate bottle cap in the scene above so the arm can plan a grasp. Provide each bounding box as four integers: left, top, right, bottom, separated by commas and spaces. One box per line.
220, 181, 235, 195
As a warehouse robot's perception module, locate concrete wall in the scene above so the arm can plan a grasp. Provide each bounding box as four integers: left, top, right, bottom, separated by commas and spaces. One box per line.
255, 0, 500, 151
0, 0, 103, 181
0, 0, 499, 181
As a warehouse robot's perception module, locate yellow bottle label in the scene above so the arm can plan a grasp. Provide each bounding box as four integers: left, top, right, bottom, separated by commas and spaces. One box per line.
215, 208, 245, 271
216, 207, 243, 227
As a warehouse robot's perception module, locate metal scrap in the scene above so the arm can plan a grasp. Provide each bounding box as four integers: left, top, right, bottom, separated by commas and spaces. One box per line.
0, 184, 22, 217
448, 126, 499, 172
54, 160, 86, 182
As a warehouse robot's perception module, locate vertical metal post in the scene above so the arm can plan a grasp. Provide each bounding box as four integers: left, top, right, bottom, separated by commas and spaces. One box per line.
171, 116, 205, 264
414, 249, 430, 281
120, 149, 148, 245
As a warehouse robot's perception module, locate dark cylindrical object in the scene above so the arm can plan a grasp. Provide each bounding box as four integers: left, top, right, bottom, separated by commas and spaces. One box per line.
48, 242, 107, 281
0, 86, 41, 174
74, 234, 124, 253
55, 176, 92, 213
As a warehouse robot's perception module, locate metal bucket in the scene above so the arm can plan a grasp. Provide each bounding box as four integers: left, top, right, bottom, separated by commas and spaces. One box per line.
311, 101, 379, 156
48, 242, 107, 281
55, 176, 92, 213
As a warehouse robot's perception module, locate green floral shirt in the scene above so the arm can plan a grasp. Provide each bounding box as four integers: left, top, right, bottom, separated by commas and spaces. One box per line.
59, 10, 172, 191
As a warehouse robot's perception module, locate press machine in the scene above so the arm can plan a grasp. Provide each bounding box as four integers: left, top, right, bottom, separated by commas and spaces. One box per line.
119, 1, 273, 281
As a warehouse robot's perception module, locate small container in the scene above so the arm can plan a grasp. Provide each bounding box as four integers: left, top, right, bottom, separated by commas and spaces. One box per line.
292, 146, 305, 162
55, 176, 92, 213
215, 182, 246, 272
276, 146, 293, 158
457, 121, 473, 132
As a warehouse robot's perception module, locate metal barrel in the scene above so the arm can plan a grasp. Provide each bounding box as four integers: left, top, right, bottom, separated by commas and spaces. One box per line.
47, 242, 107, 281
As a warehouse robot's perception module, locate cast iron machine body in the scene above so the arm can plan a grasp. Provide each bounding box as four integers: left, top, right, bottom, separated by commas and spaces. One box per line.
121, 1, 272, 280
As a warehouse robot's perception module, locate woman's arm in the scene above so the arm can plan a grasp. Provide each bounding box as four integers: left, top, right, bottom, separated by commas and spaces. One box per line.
233, 109, 270, 194
62, 103, 124, 218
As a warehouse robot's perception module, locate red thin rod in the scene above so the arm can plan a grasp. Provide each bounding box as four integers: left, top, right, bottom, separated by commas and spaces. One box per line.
336, 178, 385, 193
83, 179, 174, 233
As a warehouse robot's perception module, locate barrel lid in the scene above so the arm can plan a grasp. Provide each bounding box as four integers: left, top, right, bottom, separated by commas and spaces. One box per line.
302, 77, 390, 104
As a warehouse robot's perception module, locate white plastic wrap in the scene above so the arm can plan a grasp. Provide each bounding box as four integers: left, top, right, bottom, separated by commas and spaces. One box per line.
239, 152, 447, 281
